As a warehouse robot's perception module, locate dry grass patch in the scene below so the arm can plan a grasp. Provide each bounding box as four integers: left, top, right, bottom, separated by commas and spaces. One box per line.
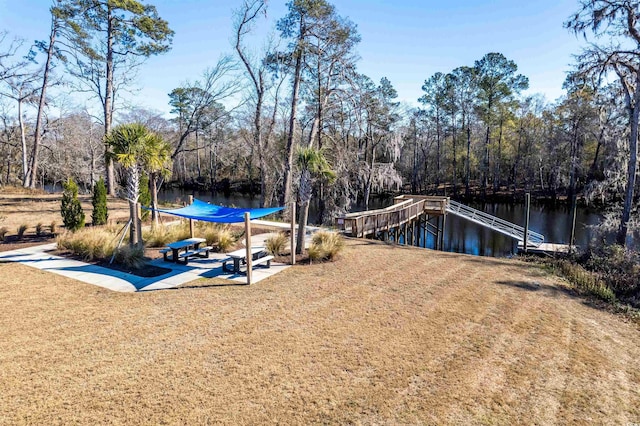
0, 239, 639, 424
0, 192, 130, 236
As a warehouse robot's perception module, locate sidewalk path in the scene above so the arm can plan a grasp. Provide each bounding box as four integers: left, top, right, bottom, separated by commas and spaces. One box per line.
0, 242, 290, 292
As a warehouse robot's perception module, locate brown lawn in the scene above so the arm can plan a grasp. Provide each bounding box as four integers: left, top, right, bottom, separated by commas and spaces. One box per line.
0, 236, 639, 424
0, 192, 131, 235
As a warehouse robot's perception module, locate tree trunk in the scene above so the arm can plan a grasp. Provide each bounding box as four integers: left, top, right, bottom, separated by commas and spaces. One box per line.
465, 123, 471, 197
150, 172, 159, 227
18, 97, 28, 186
482, 124, 490, 197
452, 110, 457, 195
29, 16, 57, 189
296, 168, 312, 254
493, 117, 503, 194
281, 25, 305, 207
296, 201, 309, 255
104, 7, 116, 196
617, 79, 640, 246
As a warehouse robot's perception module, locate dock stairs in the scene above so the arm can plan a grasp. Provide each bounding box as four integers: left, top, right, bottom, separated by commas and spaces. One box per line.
446, 200, 544, 247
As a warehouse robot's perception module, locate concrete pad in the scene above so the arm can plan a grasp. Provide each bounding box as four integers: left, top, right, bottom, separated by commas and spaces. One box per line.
1, 240, 292, 292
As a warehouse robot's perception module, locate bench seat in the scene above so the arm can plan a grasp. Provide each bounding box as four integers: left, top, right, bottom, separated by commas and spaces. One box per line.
252, 255, 274, 268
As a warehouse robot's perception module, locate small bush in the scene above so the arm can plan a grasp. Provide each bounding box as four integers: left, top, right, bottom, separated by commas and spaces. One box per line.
0, 227, 8, 241
308, 231, 344, 262
265, 232, 288, 256
113, 245, 146, 269
61, 178, 85, 232
551, 259, 616, 303
17, 224, 28, 239
36, 222, 44, 236
91, 177, 108, 226
50, 221, 57, 235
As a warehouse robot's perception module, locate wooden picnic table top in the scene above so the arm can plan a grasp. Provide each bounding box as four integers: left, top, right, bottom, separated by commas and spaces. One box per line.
167, 237, 206, 250
227, 246, 266, 259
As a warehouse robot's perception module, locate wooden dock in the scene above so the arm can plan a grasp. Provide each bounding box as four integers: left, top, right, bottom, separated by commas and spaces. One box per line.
517, 242, 574, 256
335, 195, 448, 239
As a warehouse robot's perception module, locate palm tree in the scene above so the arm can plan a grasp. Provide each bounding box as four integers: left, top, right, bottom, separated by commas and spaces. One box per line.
296, 146, 336, 255
105, 123, 171, 244
142, 133, 172, 227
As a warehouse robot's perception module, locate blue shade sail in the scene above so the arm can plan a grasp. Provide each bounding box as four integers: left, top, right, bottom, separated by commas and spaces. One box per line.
143, 199, 284, 223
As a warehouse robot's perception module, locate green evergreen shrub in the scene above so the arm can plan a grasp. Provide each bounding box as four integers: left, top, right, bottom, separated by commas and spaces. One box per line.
139, 173, 151, 220
61, 178, 85, 232
91, 177, 108, 226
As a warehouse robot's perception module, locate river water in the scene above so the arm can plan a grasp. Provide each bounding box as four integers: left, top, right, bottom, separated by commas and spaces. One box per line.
158, 189, 602, 258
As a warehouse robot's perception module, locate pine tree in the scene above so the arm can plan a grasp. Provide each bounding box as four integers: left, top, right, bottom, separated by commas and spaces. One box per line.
91, 177, 108, 226
61, 178, 85, 231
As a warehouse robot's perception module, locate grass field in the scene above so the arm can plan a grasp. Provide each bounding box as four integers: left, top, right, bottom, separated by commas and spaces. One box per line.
1, 234, 639, 424
0, 192, 131, 236
1, 190, 639, 423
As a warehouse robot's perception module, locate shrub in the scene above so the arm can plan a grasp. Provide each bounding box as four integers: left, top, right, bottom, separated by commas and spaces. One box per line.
50, 221, 57, 235
91, 177, 108, 226
17, 224, 28, 239
139, 173, 151, 221
579, 244, 640, 302
265, 232, 288, 256
61, 178, 85, 232
36, 222, 44, 236
113, 245, 146, 269
0, 227, 8, 241
308, 231, 344, 262
551, 259, 616, 303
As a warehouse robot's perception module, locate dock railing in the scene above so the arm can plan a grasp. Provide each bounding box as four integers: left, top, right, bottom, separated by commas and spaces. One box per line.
446, 200, 544, 246
335, 196, 449, 238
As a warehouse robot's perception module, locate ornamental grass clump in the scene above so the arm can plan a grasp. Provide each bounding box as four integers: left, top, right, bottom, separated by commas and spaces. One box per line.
202, 224, 235, 252
143, 222, 191, 247
0, 227, 8, 241
35, 222, 44, 236
56, 228, 116, 261
308, 230, 344, 262
266, 232, 288, 256
112, 245, 146, 269
17, 224, 28, 239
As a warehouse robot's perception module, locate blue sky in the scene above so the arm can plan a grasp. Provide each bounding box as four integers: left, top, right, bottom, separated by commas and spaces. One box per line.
1, 0, 585, 117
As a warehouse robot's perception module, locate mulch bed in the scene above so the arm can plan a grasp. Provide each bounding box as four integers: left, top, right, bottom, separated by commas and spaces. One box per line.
0, 235, 55, 252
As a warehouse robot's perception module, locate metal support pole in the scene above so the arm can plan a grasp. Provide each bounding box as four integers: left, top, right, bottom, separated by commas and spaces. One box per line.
569, 199, 577, 255
523, 193, 531, 254
188, 195, 194, 238
290, 202, 296, 265
440, 212, 447, 251
244, 212, 252, 285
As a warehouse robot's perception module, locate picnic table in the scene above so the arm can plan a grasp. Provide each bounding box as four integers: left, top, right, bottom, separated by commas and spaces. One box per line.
160, 237, 211, 265
222, 246, 274, 274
